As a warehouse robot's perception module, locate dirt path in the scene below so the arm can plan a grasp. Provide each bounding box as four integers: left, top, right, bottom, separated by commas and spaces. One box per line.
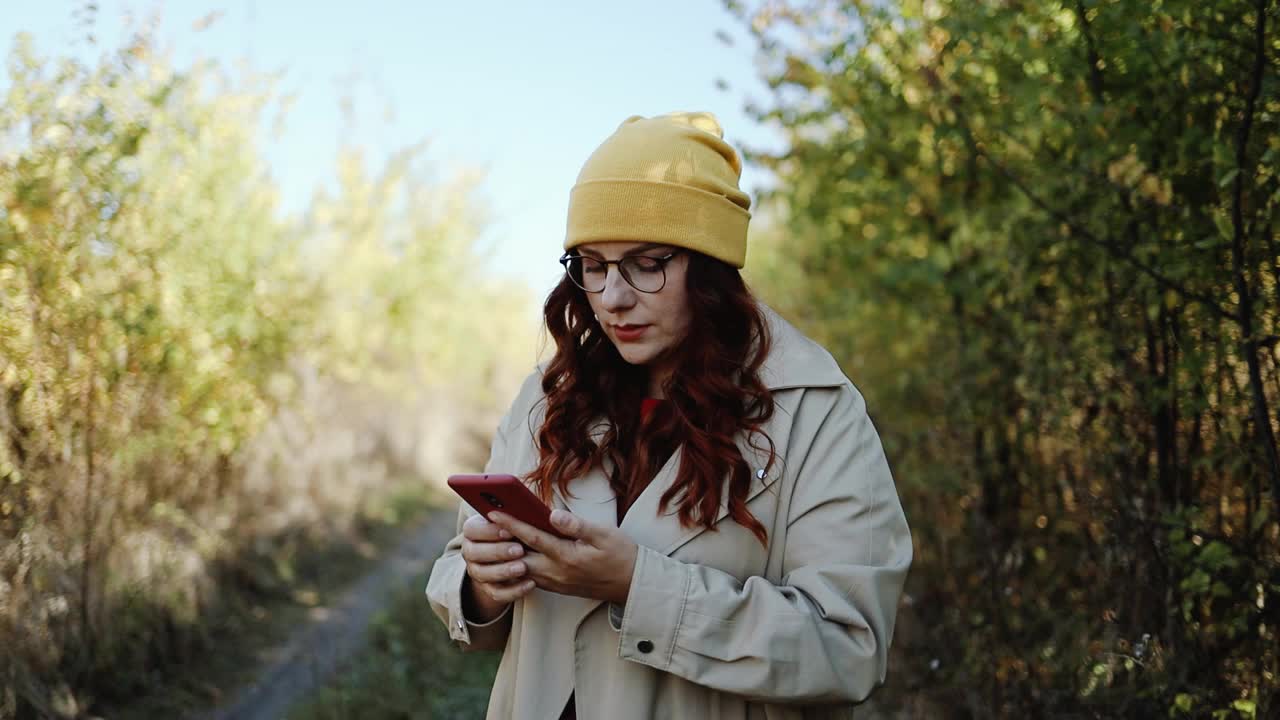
195, 508, 457, 720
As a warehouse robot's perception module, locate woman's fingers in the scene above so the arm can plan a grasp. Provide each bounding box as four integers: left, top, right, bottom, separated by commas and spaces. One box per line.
461, 539, 524, 564
466, 559, 528, 585
462, 513, 513, 542
482, 578, 536, 604
488, 512, 572, 560
459, 513, 537, 603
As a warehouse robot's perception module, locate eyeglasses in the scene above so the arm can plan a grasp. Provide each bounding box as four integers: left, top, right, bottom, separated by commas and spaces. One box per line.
559, 250, 683, 294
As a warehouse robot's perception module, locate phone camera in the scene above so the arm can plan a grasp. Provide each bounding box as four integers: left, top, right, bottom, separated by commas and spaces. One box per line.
481, 492, 504, 508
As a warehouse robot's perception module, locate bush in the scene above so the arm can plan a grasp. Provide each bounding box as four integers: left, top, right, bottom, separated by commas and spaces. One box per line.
734, 0, 1279, 716
0, 27, 534, 718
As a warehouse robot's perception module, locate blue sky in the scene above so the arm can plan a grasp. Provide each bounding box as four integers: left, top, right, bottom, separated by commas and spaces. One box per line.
3, 1, 787, 298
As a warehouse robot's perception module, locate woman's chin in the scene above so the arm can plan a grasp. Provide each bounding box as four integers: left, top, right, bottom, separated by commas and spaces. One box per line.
615, 344, 659, 366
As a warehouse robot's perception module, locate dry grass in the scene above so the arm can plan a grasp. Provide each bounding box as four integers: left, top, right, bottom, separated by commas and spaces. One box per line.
0, 363, 505, 720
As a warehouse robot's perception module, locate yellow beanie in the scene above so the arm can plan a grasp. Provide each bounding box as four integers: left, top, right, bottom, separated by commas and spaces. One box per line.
564, 112, 752, 268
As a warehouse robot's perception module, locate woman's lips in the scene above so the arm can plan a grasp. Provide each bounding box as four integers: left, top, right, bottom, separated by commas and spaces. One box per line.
613, 324, 649, 342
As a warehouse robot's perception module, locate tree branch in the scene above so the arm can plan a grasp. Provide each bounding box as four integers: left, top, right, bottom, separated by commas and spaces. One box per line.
1228, 0, 1280, 513
1074, 0, 1106, 101
968, 136, 1236, 324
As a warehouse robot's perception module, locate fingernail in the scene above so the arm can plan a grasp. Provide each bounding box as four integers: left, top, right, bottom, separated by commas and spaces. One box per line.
498, 529, 512, 539
508, 545, 522, 558
510, 562, 525, 577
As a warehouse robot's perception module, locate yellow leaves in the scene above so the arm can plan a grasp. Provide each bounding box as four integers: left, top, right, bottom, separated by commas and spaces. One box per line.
40, 123, 70, 144
873, 27, 899, 49
191, 10, 225, 32
750, 8, 772, 34
928, 26, 950, 52
8, 209, 30, 234
1140, 174, 1174, 205
1107, 150, 1173, 205
782, 55, 820, 89
1024, 59, 1051, 78
1054, 8, 1076, 31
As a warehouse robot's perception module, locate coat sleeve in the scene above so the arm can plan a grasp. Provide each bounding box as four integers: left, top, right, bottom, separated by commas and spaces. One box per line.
424, 410, 517, 652
614, 383, 913, 703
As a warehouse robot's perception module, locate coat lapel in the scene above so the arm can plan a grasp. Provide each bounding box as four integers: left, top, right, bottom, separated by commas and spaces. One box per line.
550, 420, 619, 529
551, 462, 618, 529
556, 422, 789, 639
547, 417, 788, 555
619, 414, 793, 556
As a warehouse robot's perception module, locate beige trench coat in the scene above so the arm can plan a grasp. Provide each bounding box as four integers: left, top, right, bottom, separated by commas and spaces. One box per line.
426, 305, 912, 719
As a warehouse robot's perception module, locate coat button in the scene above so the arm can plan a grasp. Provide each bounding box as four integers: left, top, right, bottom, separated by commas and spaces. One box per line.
637, 639, 654, 653
756, 468, 767, 480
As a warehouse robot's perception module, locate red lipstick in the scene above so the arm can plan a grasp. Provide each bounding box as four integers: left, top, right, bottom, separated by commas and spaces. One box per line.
613, 324, 649, 342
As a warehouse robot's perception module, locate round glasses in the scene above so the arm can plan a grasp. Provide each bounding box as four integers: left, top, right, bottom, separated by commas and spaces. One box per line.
559, 250, 683, 294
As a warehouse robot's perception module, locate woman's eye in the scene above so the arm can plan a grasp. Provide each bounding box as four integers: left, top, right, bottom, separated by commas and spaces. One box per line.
630, 258, 663, 273
581, 262, 605, 275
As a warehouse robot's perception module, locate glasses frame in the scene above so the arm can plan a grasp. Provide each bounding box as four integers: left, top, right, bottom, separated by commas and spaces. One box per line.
558, 250, 684, 294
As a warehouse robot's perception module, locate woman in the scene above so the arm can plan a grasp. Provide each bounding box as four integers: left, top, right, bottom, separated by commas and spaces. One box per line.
426, 112, 912, 719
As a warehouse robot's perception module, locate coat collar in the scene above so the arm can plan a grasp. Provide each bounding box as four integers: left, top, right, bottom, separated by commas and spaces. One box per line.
756, 302, 850, 391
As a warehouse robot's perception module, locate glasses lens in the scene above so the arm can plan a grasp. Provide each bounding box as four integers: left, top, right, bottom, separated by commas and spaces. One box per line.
620, 256, 666, 293
566, 256, 606, 292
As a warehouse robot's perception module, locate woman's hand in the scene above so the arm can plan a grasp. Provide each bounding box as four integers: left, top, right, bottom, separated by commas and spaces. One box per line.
488, 509, 638, 605
460, 513, 535, 622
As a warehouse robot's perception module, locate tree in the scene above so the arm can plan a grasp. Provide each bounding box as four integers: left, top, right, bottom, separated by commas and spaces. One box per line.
0, 27, 535, 716
731, 0, 1278, 716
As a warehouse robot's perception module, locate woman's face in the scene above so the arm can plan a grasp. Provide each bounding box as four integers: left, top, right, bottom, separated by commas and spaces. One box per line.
576, 241, 692, 378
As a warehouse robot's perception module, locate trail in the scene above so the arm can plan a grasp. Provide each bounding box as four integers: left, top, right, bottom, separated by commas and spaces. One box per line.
195, 508, 456, 720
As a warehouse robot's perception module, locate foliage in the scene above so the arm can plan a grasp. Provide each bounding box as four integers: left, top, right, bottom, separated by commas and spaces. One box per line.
0, 26, 533, 719
732, 0, 1279, 717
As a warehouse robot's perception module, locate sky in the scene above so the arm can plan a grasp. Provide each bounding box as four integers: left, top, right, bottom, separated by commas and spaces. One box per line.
1, 1, 788, 299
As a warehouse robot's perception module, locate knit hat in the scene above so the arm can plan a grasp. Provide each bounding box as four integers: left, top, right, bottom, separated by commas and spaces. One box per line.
564, 112, 752, 268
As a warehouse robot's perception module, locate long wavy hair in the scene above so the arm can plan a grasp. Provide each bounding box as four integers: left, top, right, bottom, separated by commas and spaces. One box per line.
527, 250, 777, 544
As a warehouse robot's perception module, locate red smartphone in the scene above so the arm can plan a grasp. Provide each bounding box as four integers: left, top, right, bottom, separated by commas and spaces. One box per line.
446, 473, 569, 539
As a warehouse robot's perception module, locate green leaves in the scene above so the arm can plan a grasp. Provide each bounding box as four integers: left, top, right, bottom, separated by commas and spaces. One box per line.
1, 24, 536, 717
732, 0, 1278, 716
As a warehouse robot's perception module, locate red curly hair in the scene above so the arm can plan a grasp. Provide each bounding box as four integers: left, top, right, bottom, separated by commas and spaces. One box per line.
526, 251, 777, 544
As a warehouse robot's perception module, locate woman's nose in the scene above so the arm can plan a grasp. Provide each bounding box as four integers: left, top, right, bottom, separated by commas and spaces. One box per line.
600, 266, 636, 312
